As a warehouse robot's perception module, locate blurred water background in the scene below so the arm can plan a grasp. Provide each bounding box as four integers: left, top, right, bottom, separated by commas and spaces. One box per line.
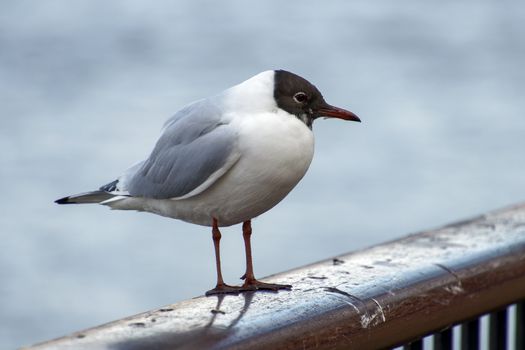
1, 1, 524, 348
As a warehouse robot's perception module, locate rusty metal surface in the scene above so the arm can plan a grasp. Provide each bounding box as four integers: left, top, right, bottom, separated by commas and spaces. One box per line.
25, 203, 525, 350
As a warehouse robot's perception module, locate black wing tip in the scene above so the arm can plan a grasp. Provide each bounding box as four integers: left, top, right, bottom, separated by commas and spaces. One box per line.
100, 179, 119, 192
55, 196, 72, 204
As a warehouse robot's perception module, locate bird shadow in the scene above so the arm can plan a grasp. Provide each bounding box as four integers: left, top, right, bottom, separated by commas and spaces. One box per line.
109, 292, 255, 350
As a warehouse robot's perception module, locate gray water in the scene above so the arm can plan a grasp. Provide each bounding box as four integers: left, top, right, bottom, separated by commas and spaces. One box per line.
1, 1, 524, 348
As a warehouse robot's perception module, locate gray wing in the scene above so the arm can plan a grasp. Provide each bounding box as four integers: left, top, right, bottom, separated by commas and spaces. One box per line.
126, 99, 240, 199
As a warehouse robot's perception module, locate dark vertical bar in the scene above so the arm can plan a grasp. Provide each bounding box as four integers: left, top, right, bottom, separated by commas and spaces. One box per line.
488, 308, 507, 350
403, 339, 423, 350
460, 318, 479, 350
434, 328, 453, 350
517, 300, 524, 350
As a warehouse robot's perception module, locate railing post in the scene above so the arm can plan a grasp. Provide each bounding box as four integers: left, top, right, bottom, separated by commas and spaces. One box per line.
488, 308, 507, 350
516, 301, 524, 350
403, 339, 423, 350
460, 319, 479, 350
433, 328, 453, 350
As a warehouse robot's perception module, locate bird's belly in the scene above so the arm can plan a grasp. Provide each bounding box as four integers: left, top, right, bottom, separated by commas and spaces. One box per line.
156, 113, 315, 226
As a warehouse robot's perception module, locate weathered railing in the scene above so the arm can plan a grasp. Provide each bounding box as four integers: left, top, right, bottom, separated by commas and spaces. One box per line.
26, 203, 525, 350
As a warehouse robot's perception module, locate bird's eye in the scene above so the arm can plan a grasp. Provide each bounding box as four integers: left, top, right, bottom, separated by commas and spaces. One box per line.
293, 92, 308, 103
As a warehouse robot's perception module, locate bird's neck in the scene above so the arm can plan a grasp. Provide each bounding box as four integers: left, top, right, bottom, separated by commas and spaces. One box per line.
296, 113, 314, 129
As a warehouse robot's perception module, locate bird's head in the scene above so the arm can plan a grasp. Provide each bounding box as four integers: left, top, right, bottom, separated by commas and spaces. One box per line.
273, 70, 361, 128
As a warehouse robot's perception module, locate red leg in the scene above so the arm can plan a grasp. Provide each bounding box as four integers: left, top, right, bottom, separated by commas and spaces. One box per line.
240, 220, 292, 291
205, 218, 242, 296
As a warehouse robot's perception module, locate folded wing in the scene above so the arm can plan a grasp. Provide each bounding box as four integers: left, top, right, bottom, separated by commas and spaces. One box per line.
126, 99, 240, 200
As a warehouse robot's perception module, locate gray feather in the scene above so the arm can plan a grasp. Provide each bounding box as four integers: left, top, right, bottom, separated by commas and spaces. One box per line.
127, 99, 239, 199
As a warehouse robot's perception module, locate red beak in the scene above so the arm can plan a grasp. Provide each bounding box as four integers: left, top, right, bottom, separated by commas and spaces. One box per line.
317, 104, 361, 122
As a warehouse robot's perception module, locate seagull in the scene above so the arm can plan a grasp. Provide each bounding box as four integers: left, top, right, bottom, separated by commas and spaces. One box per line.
55, 70, 361, 295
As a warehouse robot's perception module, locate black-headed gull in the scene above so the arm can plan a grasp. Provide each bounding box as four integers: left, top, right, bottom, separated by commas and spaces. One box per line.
56, 70, 361, 295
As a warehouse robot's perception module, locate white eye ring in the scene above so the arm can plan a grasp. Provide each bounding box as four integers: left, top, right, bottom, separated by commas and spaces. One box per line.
293, 92, 308, 103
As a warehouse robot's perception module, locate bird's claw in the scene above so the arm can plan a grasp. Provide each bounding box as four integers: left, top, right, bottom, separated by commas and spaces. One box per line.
206, 280, 292, 296
205, 284, 243, 296
242, 280, 292, 292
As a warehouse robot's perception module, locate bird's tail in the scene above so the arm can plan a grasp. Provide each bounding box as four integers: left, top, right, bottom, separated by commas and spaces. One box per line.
55, 191, 115, 205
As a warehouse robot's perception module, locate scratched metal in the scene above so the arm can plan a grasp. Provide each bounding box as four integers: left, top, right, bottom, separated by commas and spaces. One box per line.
25, 204, 525, 350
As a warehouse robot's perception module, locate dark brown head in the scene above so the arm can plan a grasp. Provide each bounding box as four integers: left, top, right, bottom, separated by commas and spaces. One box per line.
273, 70, 360, 128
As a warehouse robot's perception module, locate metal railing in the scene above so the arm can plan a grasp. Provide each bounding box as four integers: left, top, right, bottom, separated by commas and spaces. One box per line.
403, 301, 524, 349
26, 203, 525, 350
